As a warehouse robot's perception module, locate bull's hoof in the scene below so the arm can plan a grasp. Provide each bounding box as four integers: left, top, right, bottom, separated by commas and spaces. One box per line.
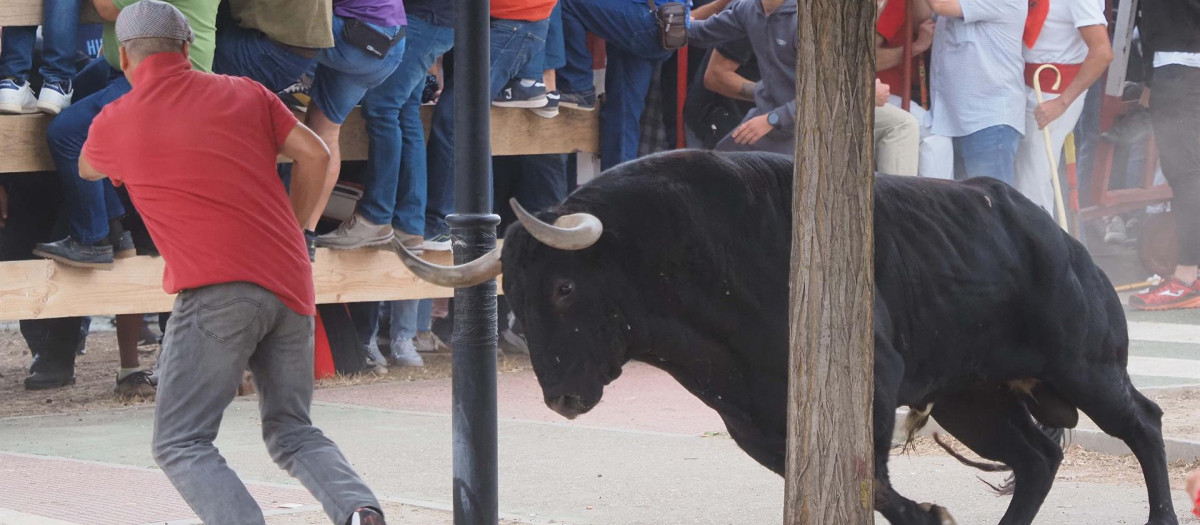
917, 503, 957, 525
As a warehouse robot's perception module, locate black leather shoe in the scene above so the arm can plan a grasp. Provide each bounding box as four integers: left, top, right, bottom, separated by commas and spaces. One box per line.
24, 370, 76, 390
33, 237, 114, 269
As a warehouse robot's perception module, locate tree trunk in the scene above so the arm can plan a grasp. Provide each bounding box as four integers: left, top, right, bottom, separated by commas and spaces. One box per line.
784, 1, 877, 524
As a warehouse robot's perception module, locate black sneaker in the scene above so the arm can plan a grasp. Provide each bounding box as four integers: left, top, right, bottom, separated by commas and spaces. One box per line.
305, 230, 318, 262
24, 370, 75, 390
347, 507, 386, 525
531, 90, 560, 119
423, 232, 452, 252
493, 79, 548, 108
109, 230, 135, 259
33, 237, 115, 269
115, 369, 156, 397
559, 89, 596, 111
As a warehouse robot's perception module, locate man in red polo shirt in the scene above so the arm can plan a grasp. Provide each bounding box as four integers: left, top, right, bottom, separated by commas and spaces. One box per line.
79, 2, 385, 524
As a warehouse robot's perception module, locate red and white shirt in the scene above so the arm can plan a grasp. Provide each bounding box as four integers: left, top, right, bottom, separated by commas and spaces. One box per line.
1023, 0, 1106, 65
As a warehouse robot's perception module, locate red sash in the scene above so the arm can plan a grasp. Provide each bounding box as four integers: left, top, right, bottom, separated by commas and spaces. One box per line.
1024, 62, 1082, 94
1024, 0, 1050, 49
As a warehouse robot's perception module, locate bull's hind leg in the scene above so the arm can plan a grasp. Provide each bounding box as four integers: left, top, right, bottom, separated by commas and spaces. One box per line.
1056, 372, 1176, 524
931, 386, 1062, 525
873, 347, 955, 525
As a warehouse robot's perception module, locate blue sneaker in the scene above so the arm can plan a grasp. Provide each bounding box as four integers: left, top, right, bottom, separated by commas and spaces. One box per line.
531, 90, 560, 119
558, 89, 596, 111
0, 78, 38, 114
493, 79, 548, 108
37, 80, 72, 115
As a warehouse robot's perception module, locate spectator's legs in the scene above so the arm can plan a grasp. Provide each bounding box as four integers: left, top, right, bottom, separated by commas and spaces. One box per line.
1148, 65, 1200, 283
0, 175, 87, 389
39, 0, 82, 85
490, 18, 551, 99
211, 6, 316, 92
0, 26, 36, 82
46, 75, 131, 245
1014, 90, 1086, 214
306, 16, 407, 231
348, 301, 388, 368
395, 88, 429, 237
558, 0, 595, 96
601, 45, 655, 169
418, 299, 434, 332
425, 53, 455, 240
874, 103, 920, 176
388, 300, 422, 366
951, 124, 1021, 185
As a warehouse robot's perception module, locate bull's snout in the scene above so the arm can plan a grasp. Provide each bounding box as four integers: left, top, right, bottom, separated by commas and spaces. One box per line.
545, 394, 595, 420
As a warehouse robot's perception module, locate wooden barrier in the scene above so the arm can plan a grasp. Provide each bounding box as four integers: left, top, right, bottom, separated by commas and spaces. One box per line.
0, 247, 509, 321
0, 0, 104, 26
0, 105, 600, 173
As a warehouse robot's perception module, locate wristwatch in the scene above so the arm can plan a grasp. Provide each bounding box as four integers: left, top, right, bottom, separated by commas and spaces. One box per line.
767, 112, 780, 129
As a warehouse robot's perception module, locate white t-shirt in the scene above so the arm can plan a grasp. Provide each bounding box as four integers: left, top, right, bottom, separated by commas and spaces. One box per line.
1154, 51, 1200, 68
1023, 0, 1107, 64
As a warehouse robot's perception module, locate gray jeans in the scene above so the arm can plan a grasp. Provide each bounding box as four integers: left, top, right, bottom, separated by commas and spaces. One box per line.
153, 282, 378, 525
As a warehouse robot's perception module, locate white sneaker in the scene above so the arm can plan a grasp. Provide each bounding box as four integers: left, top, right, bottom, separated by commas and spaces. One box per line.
36, 80, 73, 115
389, 338, 424, 368
0, 78, 38, 114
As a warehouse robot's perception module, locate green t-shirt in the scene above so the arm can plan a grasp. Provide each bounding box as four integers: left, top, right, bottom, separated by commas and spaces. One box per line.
102, 0, 220, 72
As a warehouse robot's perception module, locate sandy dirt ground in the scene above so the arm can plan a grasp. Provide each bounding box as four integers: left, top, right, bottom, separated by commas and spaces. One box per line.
0, 330, 531, 420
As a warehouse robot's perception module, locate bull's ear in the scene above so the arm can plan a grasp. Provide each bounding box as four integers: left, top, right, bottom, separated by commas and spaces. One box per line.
510, 198, 603, 251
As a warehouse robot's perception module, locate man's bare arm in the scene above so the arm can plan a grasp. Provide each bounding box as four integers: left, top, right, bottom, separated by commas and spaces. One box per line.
79, 155, 108, 181
92, 0, 120, 21
923, 0, 962, 18
692, 0, 735, 20
703, 48, 755, 102
279, 123, 332, 227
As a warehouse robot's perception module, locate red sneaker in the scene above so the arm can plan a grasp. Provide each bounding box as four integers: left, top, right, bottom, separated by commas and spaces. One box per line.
1130, 278, 1200, 311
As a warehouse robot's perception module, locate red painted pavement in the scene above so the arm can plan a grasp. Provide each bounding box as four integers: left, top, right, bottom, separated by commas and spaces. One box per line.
313, 362, 728, 436
0, 453, 317, 524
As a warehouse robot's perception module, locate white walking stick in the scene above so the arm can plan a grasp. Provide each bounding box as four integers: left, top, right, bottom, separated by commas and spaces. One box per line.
1033, 64, 1069, 231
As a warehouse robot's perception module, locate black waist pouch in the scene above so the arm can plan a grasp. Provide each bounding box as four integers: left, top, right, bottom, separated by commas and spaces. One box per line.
343, 17, 405, 59
647, 0, 689, 50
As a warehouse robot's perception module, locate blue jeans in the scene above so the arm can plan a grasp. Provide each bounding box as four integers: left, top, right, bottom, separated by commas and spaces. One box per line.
211, 7, 316, 92
417, 299, 433, 332
352, 300, 419, 355
559, 0, 672, 170
47, 57, 131, 244
0, 0, 81, 84
424, 20, 549, 235
311, 15, 406, 125
521, 2, 565, 78
358, 17, 454, 235
493, 154, 568, 235
952, 124, 1022, 185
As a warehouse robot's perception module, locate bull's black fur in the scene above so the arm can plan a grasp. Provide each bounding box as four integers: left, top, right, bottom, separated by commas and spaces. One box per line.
501, 151, 1176, 525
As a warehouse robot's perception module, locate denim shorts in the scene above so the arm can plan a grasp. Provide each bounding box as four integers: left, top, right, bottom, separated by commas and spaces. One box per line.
311, 15, 406, 124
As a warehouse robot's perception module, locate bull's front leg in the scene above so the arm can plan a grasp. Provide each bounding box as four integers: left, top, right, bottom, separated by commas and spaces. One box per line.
872, 343, 956, 525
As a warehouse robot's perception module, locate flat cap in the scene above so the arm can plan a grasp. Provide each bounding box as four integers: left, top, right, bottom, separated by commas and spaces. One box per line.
115, 0, 195, 44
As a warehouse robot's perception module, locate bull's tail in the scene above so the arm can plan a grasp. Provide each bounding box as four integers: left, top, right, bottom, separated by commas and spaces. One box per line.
934, 423, 1069, 496
901, 403, 934, 453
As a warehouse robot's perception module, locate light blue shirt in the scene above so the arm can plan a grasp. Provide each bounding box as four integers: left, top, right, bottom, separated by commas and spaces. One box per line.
929, 0, 1028, 138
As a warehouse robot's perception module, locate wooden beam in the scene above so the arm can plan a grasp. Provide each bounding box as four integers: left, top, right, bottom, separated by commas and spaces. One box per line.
1, 105, 598, 173
0, 247, 496, 320
0, 1, 104, 26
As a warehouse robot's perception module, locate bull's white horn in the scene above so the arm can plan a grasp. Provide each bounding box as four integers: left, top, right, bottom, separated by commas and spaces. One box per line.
510, 198, 603, 251
393, 242, 502, 288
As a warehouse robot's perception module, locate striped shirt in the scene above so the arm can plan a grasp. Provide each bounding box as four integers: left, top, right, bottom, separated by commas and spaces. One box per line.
929, 0, 1028, 138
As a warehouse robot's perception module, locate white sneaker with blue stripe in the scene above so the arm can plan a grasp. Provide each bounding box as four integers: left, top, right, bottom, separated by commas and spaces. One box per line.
0, 78, 38, 114
36, 80, 73, 115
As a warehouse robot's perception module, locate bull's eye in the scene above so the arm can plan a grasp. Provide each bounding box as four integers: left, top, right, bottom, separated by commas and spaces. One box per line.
557, 281, 576, 298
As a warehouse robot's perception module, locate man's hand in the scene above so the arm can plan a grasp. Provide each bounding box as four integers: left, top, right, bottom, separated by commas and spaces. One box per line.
0, 185, 8, 229
875, 79, 891, 107
732, 114, 773, 145
1186, 470, 1200, 514
1034, 98, 1068, 129
914, 20, 936, 54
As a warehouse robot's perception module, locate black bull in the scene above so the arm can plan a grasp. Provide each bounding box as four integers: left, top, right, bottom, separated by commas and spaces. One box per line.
404, 151, 1176, 525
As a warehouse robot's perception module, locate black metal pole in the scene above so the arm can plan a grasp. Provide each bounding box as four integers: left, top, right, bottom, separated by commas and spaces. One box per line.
450, 0, 499, 522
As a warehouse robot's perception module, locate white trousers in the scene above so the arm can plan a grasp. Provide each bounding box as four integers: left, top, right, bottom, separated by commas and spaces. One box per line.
1014, 89, 1086, 214
887, 95, 954, 180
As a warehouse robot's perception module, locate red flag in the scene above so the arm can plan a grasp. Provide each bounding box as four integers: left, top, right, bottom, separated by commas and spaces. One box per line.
1024, 0, 1051, 48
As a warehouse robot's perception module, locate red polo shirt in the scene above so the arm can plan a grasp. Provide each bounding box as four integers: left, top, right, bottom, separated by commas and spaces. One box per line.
876, 0, 915, 92
83, 52, 315, 316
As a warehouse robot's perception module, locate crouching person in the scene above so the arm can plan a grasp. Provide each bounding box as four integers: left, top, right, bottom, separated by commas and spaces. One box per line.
79, 3, 385, 524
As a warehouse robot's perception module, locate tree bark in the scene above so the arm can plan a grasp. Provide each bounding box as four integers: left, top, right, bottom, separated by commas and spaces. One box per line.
784, 1, 877, 524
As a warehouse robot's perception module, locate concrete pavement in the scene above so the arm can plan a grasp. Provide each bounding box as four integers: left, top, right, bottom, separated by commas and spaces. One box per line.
0, 363, 1195, 524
